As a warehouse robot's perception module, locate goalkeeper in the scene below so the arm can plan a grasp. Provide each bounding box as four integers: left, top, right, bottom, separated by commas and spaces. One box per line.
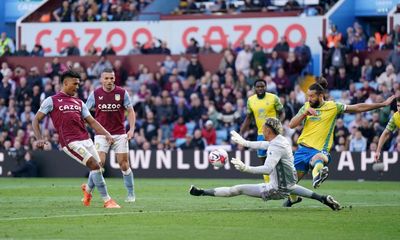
189, 117, 342, 211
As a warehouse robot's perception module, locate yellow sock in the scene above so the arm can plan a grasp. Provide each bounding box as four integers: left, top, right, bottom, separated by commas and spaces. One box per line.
289, 194, 298, 202
263, 175, 270, 183
312, 161, 324, 179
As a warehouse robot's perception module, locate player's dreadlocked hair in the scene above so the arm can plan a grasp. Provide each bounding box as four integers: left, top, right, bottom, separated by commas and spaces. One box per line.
309, 77, 328, 95
60, 69, 81, 83
264, 117, 283, 135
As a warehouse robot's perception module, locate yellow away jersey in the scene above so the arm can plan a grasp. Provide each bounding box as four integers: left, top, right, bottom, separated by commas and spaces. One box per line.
296, 101, 346, 151
247, 93, 283, 134
386, 112, 400, 132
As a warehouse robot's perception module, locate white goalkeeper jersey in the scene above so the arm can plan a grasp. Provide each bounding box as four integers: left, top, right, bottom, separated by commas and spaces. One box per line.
245, 135, 297, 189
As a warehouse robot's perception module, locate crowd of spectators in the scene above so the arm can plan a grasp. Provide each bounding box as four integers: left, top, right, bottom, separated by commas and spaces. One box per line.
48, 0, 153, 22
174, 0, 339, 16
2, 19, 400, 156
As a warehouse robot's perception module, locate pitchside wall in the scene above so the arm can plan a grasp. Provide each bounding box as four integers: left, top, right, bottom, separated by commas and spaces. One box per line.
0, 150, 398, 180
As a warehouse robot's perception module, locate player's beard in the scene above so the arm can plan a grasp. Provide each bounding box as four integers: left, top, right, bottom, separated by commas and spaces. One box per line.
310, 99, 321, 108
256, 92, 266, 99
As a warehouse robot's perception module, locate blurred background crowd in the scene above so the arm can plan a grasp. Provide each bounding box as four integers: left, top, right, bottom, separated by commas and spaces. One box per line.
1, 0, 399, 164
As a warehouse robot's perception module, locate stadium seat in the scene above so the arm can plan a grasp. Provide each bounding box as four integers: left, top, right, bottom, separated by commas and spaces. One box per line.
185, 122, 196, 135
216, 130, 228, 145
175, 138, 186, 147
343, 114, 356, 128
330, 90, 342, 101
369, 82, 378, 90
354, 82, 363, 90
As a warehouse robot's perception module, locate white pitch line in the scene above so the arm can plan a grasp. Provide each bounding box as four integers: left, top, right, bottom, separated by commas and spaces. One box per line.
0, 203, 399, 222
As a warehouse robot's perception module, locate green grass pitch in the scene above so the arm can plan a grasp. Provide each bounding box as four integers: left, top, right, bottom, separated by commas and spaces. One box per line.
0, 178, 399, 240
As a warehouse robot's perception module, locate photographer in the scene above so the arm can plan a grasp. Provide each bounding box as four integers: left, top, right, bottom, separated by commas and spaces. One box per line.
7, 151, 38, 177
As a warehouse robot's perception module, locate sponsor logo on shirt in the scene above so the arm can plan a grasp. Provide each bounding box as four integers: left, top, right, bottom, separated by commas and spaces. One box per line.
97, 103, 122, 111
59, 105, 82, 111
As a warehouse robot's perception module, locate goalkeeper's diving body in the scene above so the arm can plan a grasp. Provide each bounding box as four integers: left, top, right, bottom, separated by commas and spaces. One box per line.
189, 117, 342, 211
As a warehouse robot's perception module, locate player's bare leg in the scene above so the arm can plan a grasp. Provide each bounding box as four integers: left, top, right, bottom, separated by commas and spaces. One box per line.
85, 157, 120, 208
310, 153, 329, 188
116, 153, 135, 203
98, 152, 107, 168
85, 151, 107, 194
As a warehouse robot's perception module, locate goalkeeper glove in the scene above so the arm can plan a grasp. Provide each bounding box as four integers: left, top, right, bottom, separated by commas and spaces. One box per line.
231, 158, 248, 172
230, 130, 250, 147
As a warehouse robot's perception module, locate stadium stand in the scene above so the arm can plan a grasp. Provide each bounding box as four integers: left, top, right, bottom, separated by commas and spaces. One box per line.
0, 0, 399, 155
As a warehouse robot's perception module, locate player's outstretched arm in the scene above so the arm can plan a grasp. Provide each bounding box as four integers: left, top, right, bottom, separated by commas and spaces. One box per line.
345, 95, 395, 113
231, 146, 280, 175
85, 116, 114, 144
375, 129, 391, 162
230, 130, 269, 149
32, 112, 47, 149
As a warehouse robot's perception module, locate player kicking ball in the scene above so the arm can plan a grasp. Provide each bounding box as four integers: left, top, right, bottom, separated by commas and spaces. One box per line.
189, 118, 342, 211
33, 70, 120, 208
86, 69, 136, 203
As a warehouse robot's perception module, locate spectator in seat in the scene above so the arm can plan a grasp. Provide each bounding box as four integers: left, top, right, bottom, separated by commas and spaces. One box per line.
325, 66, 336, 89
377, 64, 396, 91
387, 42, 400, 74
122, 3, 137, 21
349, 129, 367, 152
86, 8, 97, 22
101, 43, 116, 56
273, 36, 289, 53
199, 42, 216, 54
371, 58, 386, 80
273, 67, 291, 94
284, 0, 300, 10
53, 0, 71, 22
335, 66, 349, 90
250, 44, 266, 72
347, 56, 362, 82
186, 38, 199, 54
140, 111, 162, 143
60, 40, 80, 56
31, 44, 44, 57
173, 116, 187, 140
98, 0, 111, 15
187, 55, 204, 79
7, 151, 37, 177
235, 44, 252, 76
324, 41, 347, 71
380, 35, 394, 50
325, 24, 342, 49
201, 120, 216, 146
180, 134, 195, 149
294, 39, 312, 71
14, 44, 30, 56
191, 129, 206, 149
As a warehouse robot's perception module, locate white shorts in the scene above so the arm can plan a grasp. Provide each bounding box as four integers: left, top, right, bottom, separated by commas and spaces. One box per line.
260, 183, 290, 201
94, 134, 128, 154
63, 139, 101, 166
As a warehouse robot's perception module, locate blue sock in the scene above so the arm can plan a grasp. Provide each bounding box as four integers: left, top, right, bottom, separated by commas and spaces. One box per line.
87, 171, 95, 193
122, 168, 135, 197
91, 170, 111, 202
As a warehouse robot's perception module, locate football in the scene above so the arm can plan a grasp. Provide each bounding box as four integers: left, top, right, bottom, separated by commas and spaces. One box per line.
208, 149, 229, 168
